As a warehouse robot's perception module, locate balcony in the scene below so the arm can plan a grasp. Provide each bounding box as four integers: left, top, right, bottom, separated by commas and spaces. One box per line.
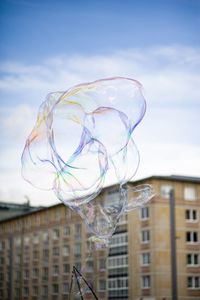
108, 288, 128, 299
109, 245, 128, 256
108, 267, 128, 277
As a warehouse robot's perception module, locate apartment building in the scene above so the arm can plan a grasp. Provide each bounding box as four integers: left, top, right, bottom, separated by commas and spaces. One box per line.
0, 175, 200, 300
0, 201, 40, 221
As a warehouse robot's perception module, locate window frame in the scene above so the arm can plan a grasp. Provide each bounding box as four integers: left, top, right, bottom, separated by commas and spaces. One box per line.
63, 245, 70, 256
52, 284, 59, 294
108, 277, 128, 290
141, 252, 151, 266
160, 185, 172, 199
184, 187, 197, 201
187, 253, 200, 266
140, 207, 150, 220
185, 209, 198, 222
186, 231, 198, 244
52, 228, 60, 240
187, 276, 200, 289
98, 279, 106, 291
141, 230, 150, 244
110, 232, 128, 248
141, 275, 151, 289
108, 255, 128, 269
63, 282, 69, 294
99, 258, 106, 270
52, 265, 59, 276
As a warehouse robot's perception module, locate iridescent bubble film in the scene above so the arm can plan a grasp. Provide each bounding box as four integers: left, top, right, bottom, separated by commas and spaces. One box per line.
22, 77, 153, 242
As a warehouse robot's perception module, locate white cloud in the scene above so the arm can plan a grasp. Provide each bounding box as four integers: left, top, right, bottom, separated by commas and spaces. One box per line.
0, 45, 199, 205
1, 104, 36, 139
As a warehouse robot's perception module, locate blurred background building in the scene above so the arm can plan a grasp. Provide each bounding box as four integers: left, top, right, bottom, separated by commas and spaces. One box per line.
0, 175, 200, 300
0, 200, 42, 221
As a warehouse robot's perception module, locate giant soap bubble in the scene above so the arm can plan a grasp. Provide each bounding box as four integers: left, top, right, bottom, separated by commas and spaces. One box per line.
21, 77, 154, 244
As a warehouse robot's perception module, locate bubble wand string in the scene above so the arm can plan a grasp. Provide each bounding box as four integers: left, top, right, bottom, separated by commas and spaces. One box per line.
69, 266, 99, 300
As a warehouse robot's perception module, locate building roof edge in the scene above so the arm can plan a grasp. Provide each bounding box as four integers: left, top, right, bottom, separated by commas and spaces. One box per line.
1, 174, 199, 223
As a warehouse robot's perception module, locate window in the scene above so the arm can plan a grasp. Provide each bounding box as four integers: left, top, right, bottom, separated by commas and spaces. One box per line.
141, 230, 150, 243
108, 255, 128, 268
24, 269, 29, 279
184, 187, 196, 201
185, 209, 198, 222
142, 275, 151, 288
44, 213, 49, 224
52, 284, 59, 294
141, 253, 151, 265
55, 210, 60, 221
23, 287, 29, 296
63, 245, 69, 256
15, 271, 21, 282
75, 261, 81, 271
43, 232, 49, 242
187, 254, 199, 266
104, 190, 120, 207
32, 233, 39, 244
140, 207, 149, 219
99, 279, 106, 291
84, 280, 94, 293
23, 254, 29, 263
16, 254, 21, 264
86, 260, 93, 272
32, 286, 38, 296
65, 207, 71, 218
52, 229, 60, 240
187, 276, 200, 289
24, 236, 30, 246
42, 286, 48, 296
74, 224, 81, 239
110, 232, 128, 247
63, 226, 70, 236
43, 249, 49, 261
35, 215, 40, 225
0, 241, 5, 250
53, 265, 59, 276
108, 277, 128, 289
160, 185, 172, 199
63, 283, 69, 294
33, 250, 39, 260
15, 288, 20, 298
63, 264, 70, 274
74, 244, 81, 258
53, 247, 59, 256
99, 258, 106, 270
33, 268, 39, 278
109, 245, 128, 256
0, 289, 4, 298
43, 267, 48, 280
0, 273, 4, 281
15, 237, 21, 247
186, 231, 198, 243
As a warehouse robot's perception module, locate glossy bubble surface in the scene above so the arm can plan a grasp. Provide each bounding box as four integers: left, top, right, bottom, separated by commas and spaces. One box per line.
22, 77, 153, 242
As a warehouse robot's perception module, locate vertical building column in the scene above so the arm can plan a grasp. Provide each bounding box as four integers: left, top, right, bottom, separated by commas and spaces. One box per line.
169, 189, 178, 300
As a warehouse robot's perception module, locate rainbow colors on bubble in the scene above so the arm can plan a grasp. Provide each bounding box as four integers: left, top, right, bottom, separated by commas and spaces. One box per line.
21, 77, 154, 242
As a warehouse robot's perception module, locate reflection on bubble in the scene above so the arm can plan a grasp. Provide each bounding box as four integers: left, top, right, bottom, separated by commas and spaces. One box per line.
22, 77, 153, 244
125, 184, 155, 212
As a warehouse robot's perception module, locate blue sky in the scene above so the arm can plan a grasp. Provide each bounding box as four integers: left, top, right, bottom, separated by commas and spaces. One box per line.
1, 0, 200, 63
0, 0, 200, 205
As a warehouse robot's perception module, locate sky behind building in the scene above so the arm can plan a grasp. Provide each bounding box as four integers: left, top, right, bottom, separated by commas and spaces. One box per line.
0, 0, 200, 205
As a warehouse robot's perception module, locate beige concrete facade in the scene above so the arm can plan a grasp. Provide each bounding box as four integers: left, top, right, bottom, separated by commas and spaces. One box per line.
128, 176, 200, 300
0, 175, 200, 300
